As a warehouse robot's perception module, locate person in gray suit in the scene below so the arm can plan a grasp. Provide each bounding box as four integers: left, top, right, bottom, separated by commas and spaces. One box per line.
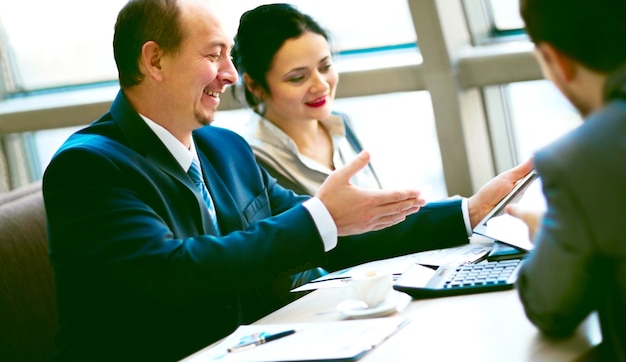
508, 0, 626, 360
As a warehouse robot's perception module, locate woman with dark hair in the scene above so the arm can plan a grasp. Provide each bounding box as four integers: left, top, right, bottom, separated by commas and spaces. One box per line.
232, 3, 381, 196
230, 2, 533, 305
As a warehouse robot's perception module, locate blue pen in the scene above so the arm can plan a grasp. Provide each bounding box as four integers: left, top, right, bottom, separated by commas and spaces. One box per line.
227, 329, 296, 352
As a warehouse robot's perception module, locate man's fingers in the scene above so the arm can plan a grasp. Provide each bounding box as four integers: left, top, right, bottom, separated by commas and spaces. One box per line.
506, 204, 521, 218
367, 196, 425, 228
367, 188, 424, 207
509, 158, 534, 183
506, 204, 532, 221
362, 205, 422, 232
336, 193, 425, 235
378, 194, 425, 215
331, 151, 371, 184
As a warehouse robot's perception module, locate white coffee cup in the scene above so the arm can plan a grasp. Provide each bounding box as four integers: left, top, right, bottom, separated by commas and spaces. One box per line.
349, 270, 393, 308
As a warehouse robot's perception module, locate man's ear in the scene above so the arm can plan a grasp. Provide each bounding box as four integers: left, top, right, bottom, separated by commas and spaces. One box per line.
140, 41, 165, 82
243, 73, 263, 100
535, 43, 577, 82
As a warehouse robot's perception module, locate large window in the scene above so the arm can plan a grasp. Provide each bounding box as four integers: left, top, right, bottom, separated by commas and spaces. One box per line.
506, 80, 581, 162
488, 0, 524, 31
0, 1, 126, 92
0, 0, 415, 94
1, 0, 581, 198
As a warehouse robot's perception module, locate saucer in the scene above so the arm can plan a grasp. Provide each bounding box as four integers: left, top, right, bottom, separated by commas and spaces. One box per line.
337, 290, 412, 319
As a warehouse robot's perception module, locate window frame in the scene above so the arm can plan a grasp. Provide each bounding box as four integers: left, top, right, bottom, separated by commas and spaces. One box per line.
0, 0, 546, 195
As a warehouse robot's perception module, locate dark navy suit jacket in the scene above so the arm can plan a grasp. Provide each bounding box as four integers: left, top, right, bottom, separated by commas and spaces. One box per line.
44, 90, 467, 361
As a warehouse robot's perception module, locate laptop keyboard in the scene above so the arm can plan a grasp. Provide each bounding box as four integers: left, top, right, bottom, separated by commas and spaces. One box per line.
394, 259, 524, 298
443, 259, 521, 289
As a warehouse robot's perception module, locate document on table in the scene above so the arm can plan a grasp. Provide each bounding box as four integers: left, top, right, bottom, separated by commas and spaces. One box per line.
182, 317, 410, 362
292, 243, 492, 292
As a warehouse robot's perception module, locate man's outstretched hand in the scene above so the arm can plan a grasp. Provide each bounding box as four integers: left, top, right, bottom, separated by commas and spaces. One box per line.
316, 151, 426, 236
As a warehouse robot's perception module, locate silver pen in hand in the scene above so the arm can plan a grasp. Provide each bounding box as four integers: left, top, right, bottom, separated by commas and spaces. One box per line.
227, 329, 296, 353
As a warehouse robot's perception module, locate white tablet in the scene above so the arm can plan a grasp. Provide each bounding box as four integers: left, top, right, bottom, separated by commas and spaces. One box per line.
472, 170, 546, 251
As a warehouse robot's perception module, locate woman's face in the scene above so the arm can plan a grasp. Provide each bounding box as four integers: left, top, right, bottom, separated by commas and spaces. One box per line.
261, 31, 338, 124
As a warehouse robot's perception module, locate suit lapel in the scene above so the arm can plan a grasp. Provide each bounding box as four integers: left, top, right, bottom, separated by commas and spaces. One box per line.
110, 90, 218, 235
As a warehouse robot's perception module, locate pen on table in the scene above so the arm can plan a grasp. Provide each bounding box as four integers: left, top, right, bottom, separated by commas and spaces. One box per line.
227, 329, 296, 353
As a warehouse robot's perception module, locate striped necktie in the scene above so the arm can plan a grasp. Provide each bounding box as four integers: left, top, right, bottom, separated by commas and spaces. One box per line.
188, 158, 220, 235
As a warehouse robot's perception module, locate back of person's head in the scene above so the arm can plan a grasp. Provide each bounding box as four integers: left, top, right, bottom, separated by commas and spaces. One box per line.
232, 3, 331, 111
113, 0, 184, 89
520, 0, 626, 73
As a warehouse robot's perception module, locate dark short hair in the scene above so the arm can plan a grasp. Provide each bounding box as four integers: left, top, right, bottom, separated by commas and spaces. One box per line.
520, 0, 626, 73
232, 3, 332, 111
113, 0, 183, 88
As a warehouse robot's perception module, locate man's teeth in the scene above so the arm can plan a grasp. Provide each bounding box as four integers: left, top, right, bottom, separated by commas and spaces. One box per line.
204, 90, 219, 97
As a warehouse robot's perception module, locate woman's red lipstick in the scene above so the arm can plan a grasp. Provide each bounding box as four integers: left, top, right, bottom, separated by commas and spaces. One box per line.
306, 97, 327, 108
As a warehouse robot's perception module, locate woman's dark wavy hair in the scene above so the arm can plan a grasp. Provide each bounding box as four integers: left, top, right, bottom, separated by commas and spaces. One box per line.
231, 3, 332, 112
113, 0, 183, 89
520, 0, 626, 73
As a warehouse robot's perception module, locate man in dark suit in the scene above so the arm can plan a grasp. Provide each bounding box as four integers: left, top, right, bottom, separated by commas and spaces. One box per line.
43, 0, 531, 361
508, 0, 626, 360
